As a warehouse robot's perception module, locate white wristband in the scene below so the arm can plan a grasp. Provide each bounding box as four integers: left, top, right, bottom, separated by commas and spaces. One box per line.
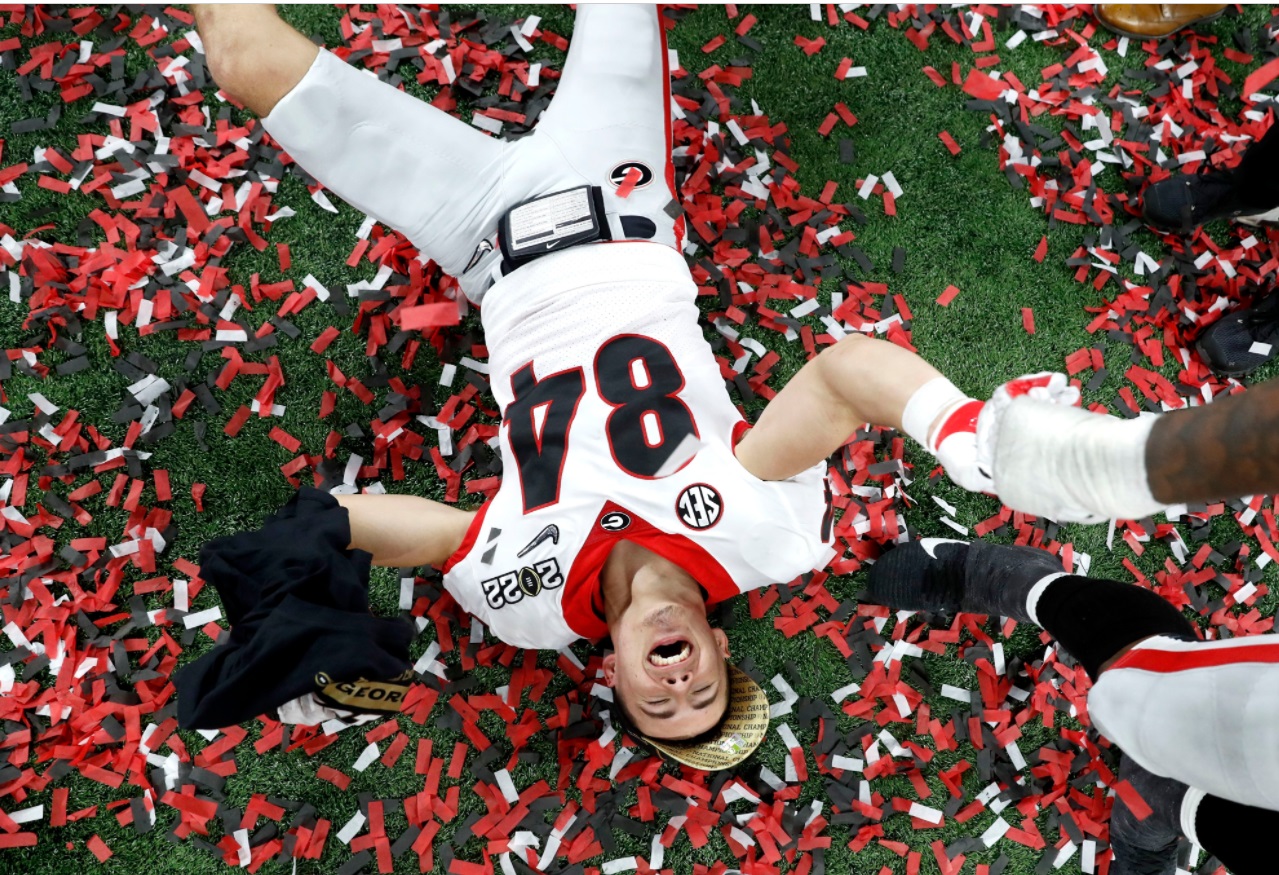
901, 377, 968, 453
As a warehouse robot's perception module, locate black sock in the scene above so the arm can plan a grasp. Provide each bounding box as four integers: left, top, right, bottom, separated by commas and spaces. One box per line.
1233, 121, 1279, 209
1195, 793, 1278, 875
1033, 576, 1197, 680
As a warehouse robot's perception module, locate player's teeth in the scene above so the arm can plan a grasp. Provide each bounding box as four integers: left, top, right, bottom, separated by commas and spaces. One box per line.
648, 644, 690, 666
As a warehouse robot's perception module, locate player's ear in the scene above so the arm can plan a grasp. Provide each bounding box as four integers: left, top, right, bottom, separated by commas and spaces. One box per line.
712, 628, 730, 658
601, 652, 618, 686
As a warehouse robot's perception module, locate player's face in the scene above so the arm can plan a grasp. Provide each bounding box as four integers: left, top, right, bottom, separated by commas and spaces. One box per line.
603, 608, 731, 741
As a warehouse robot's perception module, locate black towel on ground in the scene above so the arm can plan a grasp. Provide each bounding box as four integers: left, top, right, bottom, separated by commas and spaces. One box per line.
175, 488, 413, 729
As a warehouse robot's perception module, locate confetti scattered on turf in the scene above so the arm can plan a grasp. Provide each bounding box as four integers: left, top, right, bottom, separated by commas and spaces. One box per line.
0, 4, 1276, 875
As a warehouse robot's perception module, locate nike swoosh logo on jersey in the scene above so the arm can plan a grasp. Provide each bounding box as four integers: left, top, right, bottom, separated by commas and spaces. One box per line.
463, 238, 494, 274
516, 524, 560, 558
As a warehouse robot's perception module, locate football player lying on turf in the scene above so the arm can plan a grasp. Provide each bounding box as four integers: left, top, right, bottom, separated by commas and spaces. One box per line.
188, 4, 997, 768
868, 538, 1271, 875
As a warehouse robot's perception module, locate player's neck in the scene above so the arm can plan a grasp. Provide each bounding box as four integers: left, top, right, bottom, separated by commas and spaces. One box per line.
601, 540, 704, 627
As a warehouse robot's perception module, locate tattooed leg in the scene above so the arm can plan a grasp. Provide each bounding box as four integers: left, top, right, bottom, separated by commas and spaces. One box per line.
1146, 378, 1279, 504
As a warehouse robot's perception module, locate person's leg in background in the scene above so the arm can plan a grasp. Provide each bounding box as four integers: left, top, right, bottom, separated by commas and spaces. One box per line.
195, 4, 509, 304
865, 539, 1278, 875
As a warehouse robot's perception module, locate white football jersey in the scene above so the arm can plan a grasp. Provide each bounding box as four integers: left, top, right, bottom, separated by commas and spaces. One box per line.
442, 242, 833, 650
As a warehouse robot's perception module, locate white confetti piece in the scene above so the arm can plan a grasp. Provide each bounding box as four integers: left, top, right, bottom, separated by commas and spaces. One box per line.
1248, 341, 1272, 357
311, 188, 339, 213
183, 607, 222, 629
495, 768, 519, 804
234, 828, 251, 866
336, 810, 366, 844
27, 393, 57, 415
857, 174, 879, 199
830, 755, 863, 772
908, 802, 942, 824
830, 681, 860, 703
352, 742, 380, 772
981, 816, 1011, 846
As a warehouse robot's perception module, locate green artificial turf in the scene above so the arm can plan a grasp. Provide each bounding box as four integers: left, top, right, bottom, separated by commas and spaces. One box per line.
1, 5, 1276, 875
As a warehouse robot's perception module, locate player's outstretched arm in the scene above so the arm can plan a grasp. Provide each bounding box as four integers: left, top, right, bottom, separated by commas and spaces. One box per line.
984, 374, 1279, 521
193, 4, 319, 117
335, 494, 475, 568
736, 334, 983, 485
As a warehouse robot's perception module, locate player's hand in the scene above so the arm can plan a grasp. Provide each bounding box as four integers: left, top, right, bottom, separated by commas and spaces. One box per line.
931, 400, 994, 493
976, 373, 1107, 523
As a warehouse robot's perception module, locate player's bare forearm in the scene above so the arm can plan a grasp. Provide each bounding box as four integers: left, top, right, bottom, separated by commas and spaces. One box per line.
335, 493, 475, 568
736, 334, 944, 480
194, 4, 318, 117
1146, 379, 1279, 504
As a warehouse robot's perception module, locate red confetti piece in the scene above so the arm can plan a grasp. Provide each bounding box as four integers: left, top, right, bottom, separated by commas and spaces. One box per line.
1032, 235, 1048, 263
400, 303, 461, 330
615, 166, 643, 199
87, 835, 113, 862
1022, 308, 1035, 335
1243, 56, 1279, 100
936, 285, 961, 307
938, 131, 961, 156
961, 68, 1004, 100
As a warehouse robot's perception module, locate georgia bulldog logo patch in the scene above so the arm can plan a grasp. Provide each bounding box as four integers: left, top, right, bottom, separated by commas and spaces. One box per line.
609, 161, 654, 189
676, 484, 722, 530
600, 511, 631, 532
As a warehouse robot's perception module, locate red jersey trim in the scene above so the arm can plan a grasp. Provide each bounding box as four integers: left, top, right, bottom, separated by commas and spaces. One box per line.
1110, 639, 1279, 674
440, 500, 493, 575
731, 420, 752, 454
560, 501, 740, 640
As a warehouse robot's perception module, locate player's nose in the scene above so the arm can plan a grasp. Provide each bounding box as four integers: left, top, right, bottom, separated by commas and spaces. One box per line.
662, 671, 691, 687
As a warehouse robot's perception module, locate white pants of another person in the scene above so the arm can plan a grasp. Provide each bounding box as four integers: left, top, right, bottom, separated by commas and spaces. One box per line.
1089, 633, 1279, 812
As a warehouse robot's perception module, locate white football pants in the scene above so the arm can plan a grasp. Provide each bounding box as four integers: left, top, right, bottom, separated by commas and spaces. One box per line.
261, 4, 683, 305
1090, 633, 1279, 812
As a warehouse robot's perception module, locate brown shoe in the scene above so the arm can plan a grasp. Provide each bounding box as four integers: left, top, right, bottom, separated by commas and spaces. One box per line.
1095, 4, 1227, 39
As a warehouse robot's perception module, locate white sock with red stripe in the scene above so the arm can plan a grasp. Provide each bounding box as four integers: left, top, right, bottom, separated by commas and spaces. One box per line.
901, 377, 988, 492
901, 377, 973, 451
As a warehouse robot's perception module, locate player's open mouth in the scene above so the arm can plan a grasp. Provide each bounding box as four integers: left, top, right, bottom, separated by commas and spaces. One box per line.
648, 638, 692, 667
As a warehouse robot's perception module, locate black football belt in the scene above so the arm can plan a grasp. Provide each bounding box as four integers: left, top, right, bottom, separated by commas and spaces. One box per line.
497, 185, 657, 275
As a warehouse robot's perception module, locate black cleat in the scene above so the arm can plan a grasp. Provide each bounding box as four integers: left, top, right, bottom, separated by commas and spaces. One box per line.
1196, 292, 1279, 377
1109, 757, 1187, 875
865, 539, 1064, 622
1142, 168, 1279, 233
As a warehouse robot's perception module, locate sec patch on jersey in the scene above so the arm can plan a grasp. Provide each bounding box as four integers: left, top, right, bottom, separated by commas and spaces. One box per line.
676, 483, 722, 530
